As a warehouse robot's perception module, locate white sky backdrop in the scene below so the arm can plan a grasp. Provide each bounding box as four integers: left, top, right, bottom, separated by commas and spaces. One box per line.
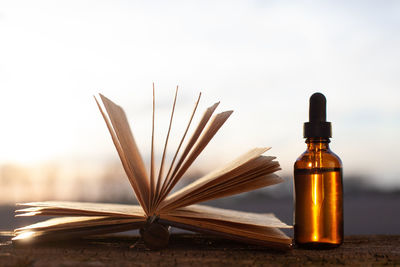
0, 0, 399, 189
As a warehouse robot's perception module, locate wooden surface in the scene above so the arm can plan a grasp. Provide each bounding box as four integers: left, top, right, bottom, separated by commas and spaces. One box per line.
0, 234, 399, 266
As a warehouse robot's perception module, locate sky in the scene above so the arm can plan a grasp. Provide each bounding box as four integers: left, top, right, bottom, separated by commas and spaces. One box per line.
0, 0, 399, 201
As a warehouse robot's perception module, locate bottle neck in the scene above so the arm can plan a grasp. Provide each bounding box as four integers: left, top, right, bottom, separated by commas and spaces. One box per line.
305, 137, 330, 151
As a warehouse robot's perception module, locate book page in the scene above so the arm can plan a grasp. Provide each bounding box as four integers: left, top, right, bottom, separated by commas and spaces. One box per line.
95, 96, 149, 213
15, 216, 143, 234
13, 202, 147, 243
158, 148, 282, 211
162, 204, 291, 229
166, 147, 270, 198
158, 110, 233, 205
13, 217, 144, 243
167, 171, 281, 210
99, 94, 150, 213
155, 93, 201, 209
172, 158, 279, 203
157, 101, 220, 204
161, 216, 291, 246
154, 87, 178, 205
16, 201, 146, 218
149, 84, 156, 205
159, 205, 292, 246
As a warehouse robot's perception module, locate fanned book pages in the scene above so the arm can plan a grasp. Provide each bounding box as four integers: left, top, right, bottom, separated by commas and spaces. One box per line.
13, 88, 292, 249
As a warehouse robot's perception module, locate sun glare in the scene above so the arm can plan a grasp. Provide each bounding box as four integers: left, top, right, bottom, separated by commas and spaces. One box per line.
12, 231, 35, 241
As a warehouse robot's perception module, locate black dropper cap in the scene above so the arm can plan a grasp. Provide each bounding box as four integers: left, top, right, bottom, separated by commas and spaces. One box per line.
303, 92, 332, 138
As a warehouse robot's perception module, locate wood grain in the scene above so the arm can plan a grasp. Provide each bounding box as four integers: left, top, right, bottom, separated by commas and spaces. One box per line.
1, 234, 399, 266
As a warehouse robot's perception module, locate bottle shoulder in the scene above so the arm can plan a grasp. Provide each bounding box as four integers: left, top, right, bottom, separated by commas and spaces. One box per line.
294, 148, 342, 169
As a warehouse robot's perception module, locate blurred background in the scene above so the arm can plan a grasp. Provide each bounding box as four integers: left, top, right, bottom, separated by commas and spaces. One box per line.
0, 0, 399, 235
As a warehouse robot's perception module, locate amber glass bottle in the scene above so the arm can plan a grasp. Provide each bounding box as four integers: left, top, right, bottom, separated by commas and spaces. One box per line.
294, 93, 343, 248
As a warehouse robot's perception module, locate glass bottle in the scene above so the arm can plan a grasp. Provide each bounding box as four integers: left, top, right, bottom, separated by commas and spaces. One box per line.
294, 93, 343, 248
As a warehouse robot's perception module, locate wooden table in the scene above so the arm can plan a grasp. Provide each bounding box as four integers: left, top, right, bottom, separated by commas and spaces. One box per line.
0, 234, 399, 266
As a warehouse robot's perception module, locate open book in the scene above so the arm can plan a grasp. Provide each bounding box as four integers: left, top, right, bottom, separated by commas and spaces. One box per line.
13, 88, 292, 249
